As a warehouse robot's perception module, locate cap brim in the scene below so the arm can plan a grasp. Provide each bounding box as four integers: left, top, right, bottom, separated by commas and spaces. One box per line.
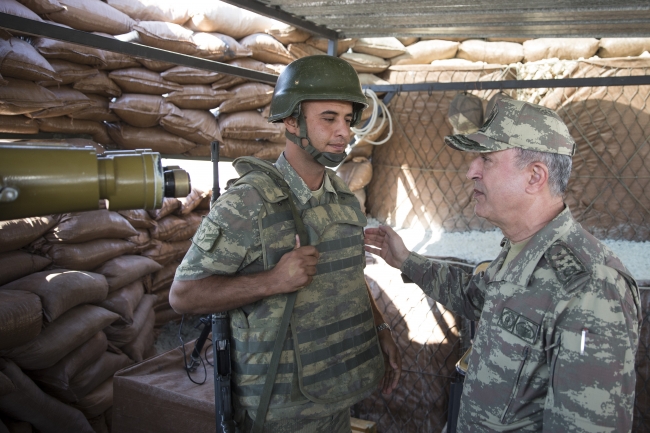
444, 131, 512, 153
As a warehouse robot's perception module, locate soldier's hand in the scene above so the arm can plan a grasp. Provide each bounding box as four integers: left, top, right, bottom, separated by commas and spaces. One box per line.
270, 234, 319, 294
364, 226, 410, 269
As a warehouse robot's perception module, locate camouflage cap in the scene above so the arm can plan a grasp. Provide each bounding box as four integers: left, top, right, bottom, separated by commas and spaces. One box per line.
444, 98, 576, 156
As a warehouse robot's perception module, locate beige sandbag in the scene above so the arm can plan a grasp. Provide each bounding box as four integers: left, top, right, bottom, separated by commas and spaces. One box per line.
109, 94, 178, 128
598, 38, 650, 58
106, 123, 197, 154
217, 82, 274, 114
266, 24, 310, 45
1, 270, 109, 323
177, 189, 208, 216
120, 308, 155, 362
151, 261, 180, 293
306, 37, 356, 56
70, 377, 114, 419
148, 197, 181, 221
97, 280, 145, 325
96, 34, 140, 70
397, 37, 419, 46
38, 238, 136, 271
17, 0, 63, 14
253, 142, 284, 160
104, 294, 156, 347
196, 191, 212, 211
239, 33, 294, 65
0, 290, 42, 351
33, 31, 107, 67
148, 215, 188, 241
430, 58, 485, 68
183, 144, 211, 157
106, 0, 192, 24
218, 110, 284, 141
353, 188, 366, 215
137, 57, 175, 72
25, 86, 91, 119
523, 38, 600, 62
73, 70, 122, 97
457, 39, 524, 64
486, 37, 532, 44
38, 59, 97, 86
191, 32, 251, 61
165, 84, 232, 110
391, 39, 459, 65
141, 240, 191, 266
38, 116, 112, 145
0, 215, 59, 253
118, 209, 155, 229
0, 115, 38, 134
161, 65, 225, 85
67, 93, 119, 122
340, 52, 389, 74
336, 157, 373, 191
186, 2, 280, 39
0, 78, 61, 115
358, 73, 390, 86
208, 58, 278, 91
0, 37, 59, 83
167, 212, 202, 242
133, 21, 195, 54
287, 43, 326, 59
0, 251, 51, 287
126, 228, 151, 252
93, 255, 162, 293
218, 138, 284, 160
0, 0, 43, 21
45, 0, 134, 35
109, 68, 182, 95
0, 304, 118, 370
160, 108, 221, 146
354, 37, 406, 59
448, 92, 484, 134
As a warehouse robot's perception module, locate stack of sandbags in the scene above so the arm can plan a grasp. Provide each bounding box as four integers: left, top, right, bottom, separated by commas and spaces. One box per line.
336, 157, 373, 214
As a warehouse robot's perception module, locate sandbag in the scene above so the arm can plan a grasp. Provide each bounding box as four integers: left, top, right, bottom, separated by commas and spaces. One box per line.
354, 37, 406, 59
0, 270, 108, 323
0, 369, 14, 397
346, 141, 373, 161
25, 86, 91, 119
89, 413, 109, 433
73, 70, 122, 97
166, 213, 202, 242
0, 215, 59, 253
137, 57, 174, 72
0, 359, 94, 433
141, 240, 191, 266
340, 52, 390, 74
397, 37, 419, 46
217, 82, 274, 114
67, 93, 119, 122
93, 255, 162, 293
33, 29, 107, 67
153, 287, 171, 308
38, 238, 136, 271
287, 43, 326, 59
598, 38, 650, 58
390, 40, 459, 65
0, 0, 43, 21
265, 24, 310, 45
71, 377, 114, 419
109, 94, 178, 128
0, 37, 59, 83
38, 116, 112, 145
46, 210, 137, 244
183, 144, 211, 157
523, 38, 600, 62
17, 0, 64, 14
160, 108, 221, 146
0, 78, 61, 115
0, 115, 38, 134
151, 261, 180, 293
0, 252, 51, 287
218, 110, 284, 141
118, 209, 155, 229
97, 280, 145, 326
306, 37, 356, 56
109, 68, 182, 95
133, 21, 195, 55
239, 33, 294, 65
186, 2, 280, 39
106, 123, 197, 154
457, 39, 524, 64
148, 215, 188, 241
177, 189, 208, 216
27, 331, 107, 399
37, 58, 97, 86
160, 65, 225, 85
336, 157, 373, 191
45, 0, 134, 35
106, 0, 192, 24
120, 307, 155, 362
191, 32, 251, 61
195, 191, 212, 210
165, 84, 232, 110
209, 57, 281, 91
64, 351, 132, 403
154, 304, 182, 327
0, 290, 42, 351
148, 197, 181, 221
96, 34, 140, 70
354, 116, 388, 147
104, 294, 156, 347
126, 228, 152, 253
0, 304, 118, 370
218, 137, 283, 159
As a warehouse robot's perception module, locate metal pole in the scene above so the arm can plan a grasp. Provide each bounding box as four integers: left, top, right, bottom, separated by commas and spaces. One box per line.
211, 141, 221, 205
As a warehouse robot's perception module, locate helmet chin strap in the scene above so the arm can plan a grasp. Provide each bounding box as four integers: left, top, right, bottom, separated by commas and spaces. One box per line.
285, 110, 347, 168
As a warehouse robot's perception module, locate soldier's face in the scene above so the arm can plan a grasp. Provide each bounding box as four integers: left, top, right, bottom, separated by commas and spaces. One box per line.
466, 148, 531, 227
302, 100, 354, 155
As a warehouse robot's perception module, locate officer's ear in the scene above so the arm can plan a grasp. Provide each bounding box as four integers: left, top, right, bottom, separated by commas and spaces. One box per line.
526, 161, 549, 195
283, 116, 299, 134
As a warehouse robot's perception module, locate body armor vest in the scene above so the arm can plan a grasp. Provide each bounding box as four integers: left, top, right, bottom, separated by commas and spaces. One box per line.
228, 157, 383, 419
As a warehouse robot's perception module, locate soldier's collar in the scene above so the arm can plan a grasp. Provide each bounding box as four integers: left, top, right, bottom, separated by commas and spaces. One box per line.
275, 153, 325, 205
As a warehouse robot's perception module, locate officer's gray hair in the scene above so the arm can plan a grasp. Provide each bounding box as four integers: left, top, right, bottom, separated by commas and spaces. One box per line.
514, 148, 572, 197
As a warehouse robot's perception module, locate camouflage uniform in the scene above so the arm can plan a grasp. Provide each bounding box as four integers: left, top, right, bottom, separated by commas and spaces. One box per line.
175, 153, 384, 430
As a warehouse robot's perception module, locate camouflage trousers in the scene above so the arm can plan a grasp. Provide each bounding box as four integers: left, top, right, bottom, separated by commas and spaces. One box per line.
237, 409, 351, 433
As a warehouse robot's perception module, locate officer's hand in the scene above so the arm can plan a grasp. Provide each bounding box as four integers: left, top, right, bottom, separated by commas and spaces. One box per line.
378, 328, 401, 395
364, 226, 410, 269
270, 235, 319, 294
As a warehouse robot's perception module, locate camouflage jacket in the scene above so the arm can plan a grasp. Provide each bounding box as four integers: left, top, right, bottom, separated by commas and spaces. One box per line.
401, 207, 641, 432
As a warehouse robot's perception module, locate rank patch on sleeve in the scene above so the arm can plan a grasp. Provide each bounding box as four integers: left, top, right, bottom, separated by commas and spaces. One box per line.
192, 216, 221, 252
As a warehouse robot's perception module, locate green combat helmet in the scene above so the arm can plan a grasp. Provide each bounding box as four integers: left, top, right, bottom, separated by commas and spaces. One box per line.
267, 55, 368, 167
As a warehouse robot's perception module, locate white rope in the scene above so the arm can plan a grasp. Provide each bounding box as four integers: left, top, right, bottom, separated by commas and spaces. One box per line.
350, 88, 393, 146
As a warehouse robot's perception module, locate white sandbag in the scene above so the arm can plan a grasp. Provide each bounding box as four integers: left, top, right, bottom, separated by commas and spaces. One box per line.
340, 52, 389, 74
457, 39, 523, 64
186, 1, 281, 39
523, 38, 599, 62
598, 38, 650, 58
397, 37, 419, 47
391, 40, 459, 65
288, 43, 326, 59
239, 33, 294, 65
133, 21, 195, 54
106, 0, 192, 24
265, 24, 310, 45
305, 37, 356, 56
45, 0, 134, 35
353, 37, 406, 59
358, 73, 389, 86
191, 32, 251, 61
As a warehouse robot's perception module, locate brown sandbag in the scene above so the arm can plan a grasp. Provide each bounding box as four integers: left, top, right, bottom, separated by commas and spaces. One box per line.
523, 38, 600, 62
154, 304, 182, 327
218, 110, 284, 141
598, 38, 650, 58
94, 255, 162, 293
148, 197, 181, 221
133, 21, 195, 55
73, 70, 122, 97
0, 358, 94, 433
137, 57, 174, 72
65, 351, 132, 403
160, 108, 221, 146
0, 304, 118, 370
67, 93, 119, 122
33, 29, 107, 67
95, 34, 140, 71
126, 228, 152, 253
97, 280, 145, 326
0, 115, 38, 134
217, 82, 274, 114
336, 157, 373, 192
109, 93, 178, 128
177, 189, 208, 216
0, 270, 109, 323
45, 210, 137, 244
109, 68, 182, 95
354, 37, 406, 59
39, 238, 136, 271
195, 191, 212, 210
17, 0, 64, 14
152, 287, 171, 307
191, 32, 251, 61
0, 77, 61, 115
166, 213, 202, 242
0, 290, 42, 351
106, 123, 197, 154
0, 252, 51, 287
87, 413, 109, 433
120, 308, 155, 362
37, 59, 97, 86
218, 137, 284, 160
265, 24, 310, 45
151, 261, 181, 293
0, 215, 59, 253
106, 0, 192, 24
0, 369, 14, 397
25, 86, 92, 119
239, 33, 293, 65
141, 240, 191, 266
457, 39, 524, 64
165, 85, 232, 110
104, 294, 156, 347
27, 331, 107, 398
45, 0, 134, 35
0, 37, 59, 83
287, 43, 326, 59
160, 65, 225, 85
37, 116, 113, 145
306, 36, 356, 56
0, 0, 43, 21
71, 377, 114, 419
149, 215, 188, 241
118, 209, 155, 229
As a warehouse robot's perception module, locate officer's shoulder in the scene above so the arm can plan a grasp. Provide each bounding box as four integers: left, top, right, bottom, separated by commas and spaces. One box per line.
231, 168, 287, 204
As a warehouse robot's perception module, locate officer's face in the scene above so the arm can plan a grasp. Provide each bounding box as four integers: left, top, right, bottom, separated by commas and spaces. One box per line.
301, 100, 354, 154
465, 148, 531, 228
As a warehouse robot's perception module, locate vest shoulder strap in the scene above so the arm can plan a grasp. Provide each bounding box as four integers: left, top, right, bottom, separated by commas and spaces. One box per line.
232, 157, 288, 204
